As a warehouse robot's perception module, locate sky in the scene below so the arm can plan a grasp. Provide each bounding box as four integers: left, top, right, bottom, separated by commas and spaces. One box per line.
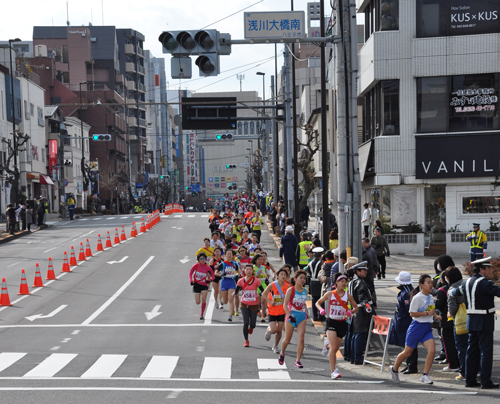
0, 0, 328, 100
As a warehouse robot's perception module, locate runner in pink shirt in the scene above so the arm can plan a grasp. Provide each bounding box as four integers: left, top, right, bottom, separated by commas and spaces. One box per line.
189, 253, 214, 320
234, 264, 261, 347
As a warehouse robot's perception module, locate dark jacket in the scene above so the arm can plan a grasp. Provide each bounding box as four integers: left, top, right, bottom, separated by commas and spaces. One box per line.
348, 275, 373, 333
388, 284, 414, 347
435, 282, 452, 329
361, 247, 377, 284
370, 234, 390, 257
318, 260, 335, 296
279, 233, 298, 267
6, 207, 16, 220
306, 258, 323, 297
448, 279, 464, 318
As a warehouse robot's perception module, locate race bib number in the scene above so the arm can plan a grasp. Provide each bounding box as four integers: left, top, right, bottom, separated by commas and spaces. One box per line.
243, 290, 257, 302
329, 305, 346, 320
293, 296, 306, 310
194, 272, 206, 281
273, 296, 283, 305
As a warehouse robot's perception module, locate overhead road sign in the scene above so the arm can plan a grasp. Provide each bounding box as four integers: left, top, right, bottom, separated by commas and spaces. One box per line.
244, 11, 306, 39
182, 97, 237, 130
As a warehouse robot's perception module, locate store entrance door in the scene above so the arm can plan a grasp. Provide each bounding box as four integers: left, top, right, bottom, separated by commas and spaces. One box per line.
425, 185, 446, 254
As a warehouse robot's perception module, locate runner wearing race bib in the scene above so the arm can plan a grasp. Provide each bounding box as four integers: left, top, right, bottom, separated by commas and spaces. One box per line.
195, 238, 214, 258
209, 248, 223, 309
316, 273, 358, 379
188, 253, 215, 320
234, 264, 261, 347
215, 249, 240, 322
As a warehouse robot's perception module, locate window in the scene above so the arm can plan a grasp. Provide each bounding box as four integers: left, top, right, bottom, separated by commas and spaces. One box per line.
463, 196, 500, 214
417, 0, 500, 38
417, 73, 499, 133
250, 121, 254, 135
237, 122, 242, 135
244, 121, 248, 135
24, 100, 29, 120
30, 103, 34, 116
37, 107, 45, 127
364, 0, 399, 40
362, 80, 400, 141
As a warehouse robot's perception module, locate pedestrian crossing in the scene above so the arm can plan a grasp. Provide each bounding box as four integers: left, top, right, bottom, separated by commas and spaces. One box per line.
0, 352, 300, 380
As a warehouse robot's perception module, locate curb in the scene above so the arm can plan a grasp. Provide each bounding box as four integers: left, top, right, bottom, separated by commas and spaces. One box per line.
0, 224, 51, 245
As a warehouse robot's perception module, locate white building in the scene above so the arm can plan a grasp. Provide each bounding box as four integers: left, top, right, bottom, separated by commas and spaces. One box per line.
357, 0, 500, 255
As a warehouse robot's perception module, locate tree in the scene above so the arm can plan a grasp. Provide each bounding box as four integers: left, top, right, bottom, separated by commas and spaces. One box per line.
296, 124, 320, 214
0, 130, 30, 204
247, 149, 263, 194
98, 164, 118, 197
144, 178, 171, 208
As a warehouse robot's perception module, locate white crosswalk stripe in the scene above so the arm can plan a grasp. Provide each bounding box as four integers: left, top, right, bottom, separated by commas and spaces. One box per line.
92, 218, 102, 221
0, 353, 296, 380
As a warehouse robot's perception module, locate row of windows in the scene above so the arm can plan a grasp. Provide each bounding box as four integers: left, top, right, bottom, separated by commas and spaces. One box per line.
361, 73, 499, 141
363, 0, 500, 40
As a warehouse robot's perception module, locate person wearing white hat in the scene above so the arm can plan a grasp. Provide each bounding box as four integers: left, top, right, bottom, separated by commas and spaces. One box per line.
279, 225, 298, 271
388, 271, 418, 374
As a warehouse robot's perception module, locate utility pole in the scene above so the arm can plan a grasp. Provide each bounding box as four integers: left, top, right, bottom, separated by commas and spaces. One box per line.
284, 47, 293, 214
271, 74, 279, 204
291, 1, 300, 236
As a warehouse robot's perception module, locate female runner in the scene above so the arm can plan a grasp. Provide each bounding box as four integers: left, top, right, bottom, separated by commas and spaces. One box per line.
252, 253, 269, 320
316, 272, 358, 379
234, 263, 261, 347
279, 270, 309, 368
188, 253, 214, 320
262, 267, 290, 353
195, 238, 214, 258
216, 249, 240, 321
209, 247, 223, 309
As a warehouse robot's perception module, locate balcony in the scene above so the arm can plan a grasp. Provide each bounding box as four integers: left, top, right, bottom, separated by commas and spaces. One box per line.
136, 47, 144, 58
124, 43, 135, 55
115, 74, 124, 83
137, 101, 146, 111
137, 83, 146, 93
126, 80, 136, 91
125, 62, 136, 73
106, 114, 127, 133
136, 65, 145, 76
138, 118, 147, 128
128, 116, 138, 127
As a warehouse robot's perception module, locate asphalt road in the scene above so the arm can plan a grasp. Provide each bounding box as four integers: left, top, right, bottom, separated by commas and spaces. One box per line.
0, 213, 495, 403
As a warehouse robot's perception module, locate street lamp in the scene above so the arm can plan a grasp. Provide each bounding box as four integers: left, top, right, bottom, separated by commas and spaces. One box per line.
79, 81, 88, 206
9, 38, 21, 205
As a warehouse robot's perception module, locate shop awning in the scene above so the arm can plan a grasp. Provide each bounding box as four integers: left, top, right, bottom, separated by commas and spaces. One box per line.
358, 140, 373, 181
40, 175, 55, 185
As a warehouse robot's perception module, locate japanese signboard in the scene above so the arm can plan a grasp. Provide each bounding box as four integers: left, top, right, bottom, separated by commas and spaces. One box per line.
189, 132, 196, 183
244, 11, 305, 39
449, 0, 499, 35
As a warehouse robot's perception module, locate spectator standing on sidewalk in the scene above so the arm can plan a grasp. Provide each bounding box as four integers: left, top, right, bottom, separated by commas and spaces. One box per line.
19, 204, 27, 231
361, 203, 371, 238
306, 247, 325, 321
388, 271, 419, 374
269, 202, 278, 234
279, 225, 298, 272
370, 227, 390, 279
26, 204, 34, 232
6, 203, 16, 235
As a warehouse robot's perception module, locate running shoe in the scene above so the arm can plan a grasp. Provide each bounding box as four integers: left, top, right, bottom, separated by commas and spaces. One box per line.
244, 340, 250, 347
420, 374, 433, 384
248, 327, 253, 335
264, 327, 271, 341
322, 339, 329, 357
456, 374, 465, 380
234, 311, 239, 316
261, 318, 266, 323
331, 369, 341, 379
294, 361, 303, 369
228, 315, 232, 322
389, 366, 400, 384
278, 353, 285, 365
272, 346, 279, 354
442, 366, 460, 372
200, 316, 204, 320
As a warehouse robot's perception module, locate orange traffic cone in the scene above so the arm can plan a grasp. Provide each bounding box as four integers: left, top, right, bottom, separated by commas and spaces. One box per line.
0, 278, 12, 306
140, 218, 146, 233
120, 225, 127, 241
114, 228, 120, 244
96, 234, 104, 251
85, 238, 92, 257
78, 242, 86, 261
33, 263, 44, 288
146, 216, 150, 230
105, 231, 112, 248
61, 251, 71, 273
69, 246, 77, 266
130, 222, 137, 238
46, 257, 56, 280
18, 270, 30, 295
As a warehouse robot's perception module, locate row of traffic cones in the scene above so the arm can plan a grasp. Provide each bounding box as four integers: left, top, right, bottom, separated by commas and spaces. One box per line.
1, 219, 160, 306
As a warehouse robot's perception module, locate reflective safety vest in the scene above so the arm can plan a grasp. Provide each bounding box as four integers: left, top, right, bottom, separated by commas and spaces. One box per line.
468, 230, 486, 249
298, 241, 312, 265
465, 276, 496, 315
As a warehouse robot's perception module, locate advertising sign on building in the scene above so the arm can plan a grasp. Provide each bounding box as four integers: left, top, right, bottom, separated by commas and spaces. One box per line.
189, 132, 196, 183
449, 0, 499, 35
244, 11, 305, 39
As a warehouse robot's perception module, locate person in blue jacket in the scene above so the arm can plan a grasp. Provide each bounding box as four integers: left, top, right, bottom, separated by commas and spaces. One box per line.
388, 271, 418, 374
279, 225, 298, 272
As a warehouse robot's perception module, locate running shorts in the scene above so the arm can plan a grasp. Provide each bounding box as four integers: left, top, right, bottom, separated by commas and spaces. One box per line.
405, 320, 433, 349
288, 311, 307, 328
268, 314, 285, 323
221, 278, 236, 291
192, 283, 208, 294
326, 318, 347, 338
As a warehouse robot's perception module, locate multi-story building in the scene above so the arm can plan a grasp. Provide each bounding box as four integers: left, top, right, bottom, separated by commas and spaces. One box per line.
357, 0, 500, 255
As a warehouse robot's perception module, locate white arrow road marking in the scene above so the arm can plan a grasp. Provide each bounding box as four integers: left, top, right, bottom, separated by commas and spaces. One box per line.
171, 227, 183, 230
107, 256, 129, 265
145, 305, 162, 321
179, 256, 190, 264
25, 305, 68, 322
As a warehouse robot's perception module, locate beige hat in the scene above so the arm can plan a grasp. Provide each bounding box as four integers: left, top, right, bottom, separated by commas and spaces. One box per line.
346, 257, 358, 266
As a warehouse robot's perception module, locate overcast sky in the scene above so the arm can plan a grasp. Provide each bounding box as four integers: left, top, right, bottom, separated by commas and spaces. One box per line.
1, 0, 329, 100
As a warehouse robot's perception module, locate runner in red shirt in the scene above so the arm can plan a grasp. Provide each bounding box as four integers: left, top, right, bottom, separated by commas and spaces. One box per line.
189, 253, 215, 320
234, 264, 261, 347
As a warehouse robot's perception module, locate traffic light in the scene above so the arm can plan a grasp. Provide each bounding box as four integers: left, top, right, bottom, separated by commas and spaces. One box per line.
195, 54, 219, 77
226, 164, 236, 169
192, 192, 196, 197
92, 134, 112, 141
185, 186, 189, 190
216, 134, 233, 140
159, 30, 218, 55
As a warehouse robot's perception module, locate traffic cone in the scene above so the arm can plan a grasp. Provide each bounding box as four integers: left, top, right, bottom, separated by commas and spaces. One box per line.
96, 234, 104, 251
105, 231, 112, 248
46, 257, 56, 280
69, 247, 78, 266
78, 242, 86, 261
18, 270, 30, 295
140, 218, 146, 233
146, 215, 151, 230
33, 263, 44, 288
0, 278, 12, 306
114, 228, 120, 244
85, 238, 92, 257
130, 222, 137, 238
120, 225, 127, 241
61, 251, 71, 273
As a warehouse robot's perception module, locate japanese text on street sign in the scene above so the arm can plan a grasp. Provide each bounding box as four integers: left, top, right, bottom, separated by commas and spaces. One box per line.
244, 11, 305, 39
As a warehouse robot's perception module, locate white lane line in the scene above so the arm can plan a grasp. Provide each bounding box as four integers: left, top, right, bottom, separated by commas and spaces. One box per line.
203, 291, 216, 325
257, 359, 288, 370
0, 353, 26, 372
0, 388, 474, 395
81, 354, 127, 378
60, 338, 71, 343
0, 323, 248, 328
133, 216, 142, 219
140, 356, 179, 379
92, 218, 102, 221
50, 346, 60, 351
24, 353, 77, 377
79, 219, 89, 221
81, 230, 96, 238
120, 217, 128, 219
71, 330, 81, 335
7, 259, 28, 268
174, 215, 182, 218
200, 357, 231, 379
201, 215, 209, 217
257, 358, 290, 380
81, 256, 155, 325
258, 371, 291, 380
43, 247, 57, 253
106, 217, 115, 220
188, 215, 195, 217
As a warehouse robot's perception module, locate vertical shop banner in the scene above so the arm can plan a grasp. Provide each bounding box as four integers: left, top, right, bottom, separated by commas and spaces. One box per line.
189, 133, 196, 183
201, 147, 206, 187
48, 139, 58, 174
154, 63, 160, 87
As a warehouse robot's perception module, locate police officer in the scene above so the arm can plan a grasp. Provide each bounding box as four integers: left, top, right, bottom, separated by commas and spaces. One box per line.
459, 256, 500, 389
296, 231, 313, 270
466, 223, 487, 262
